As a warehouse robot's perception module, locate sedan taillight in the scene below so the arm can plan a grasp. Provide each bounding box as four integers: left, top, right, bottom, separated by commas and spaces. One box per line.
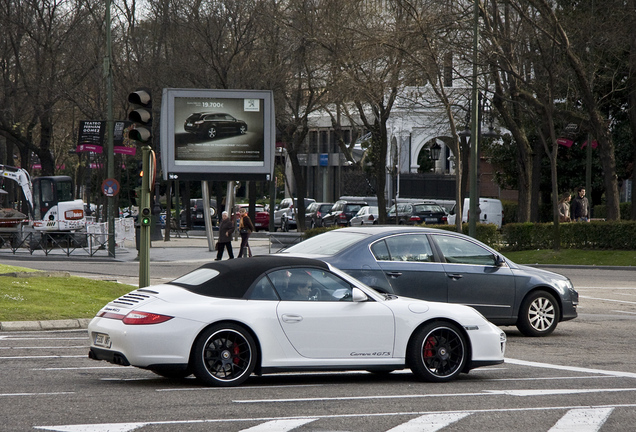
410, 216, 421, 222
338, 213, 347, 220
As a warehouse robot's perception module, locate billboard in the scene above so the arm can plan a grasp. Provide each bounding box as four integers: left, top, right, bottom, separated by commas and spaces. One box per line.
160, 88, 275, 181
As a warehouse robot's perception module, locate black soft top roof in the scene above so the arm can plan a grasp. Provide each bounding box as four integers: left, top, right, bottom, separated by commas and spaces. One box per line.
170, 255, 330, 299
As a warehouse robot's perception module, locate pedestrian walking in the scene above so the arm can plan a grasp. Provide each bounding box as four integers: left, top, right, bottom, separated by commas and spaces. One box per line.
237, 207, 255, 258
215, 211, 235, 260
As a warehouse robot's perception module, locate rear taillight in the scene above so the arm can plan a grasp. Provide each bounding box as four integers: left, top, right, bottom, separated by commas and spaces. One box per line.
442, 216, 447, 222
316, 211, 322, 218
410, 216, 421, 222
339, 213, 347, 220
123, 311, 173, 325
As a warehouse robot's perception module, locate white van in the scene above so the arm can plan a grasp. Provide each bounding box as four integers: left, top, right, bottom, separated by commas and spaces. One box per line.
447, 198, 503, 228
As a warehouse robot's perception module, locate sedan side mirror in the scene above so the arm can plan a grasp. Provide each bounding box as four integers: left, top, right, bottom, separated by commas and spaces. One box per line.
494, 254, 505, 267
352, 288, 369, 302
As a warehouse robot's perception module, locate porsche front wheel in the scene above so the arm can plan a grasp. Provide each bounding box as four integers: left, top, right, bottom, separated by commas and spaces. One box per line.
192, 323, 257, 387
407, 322, 467, 382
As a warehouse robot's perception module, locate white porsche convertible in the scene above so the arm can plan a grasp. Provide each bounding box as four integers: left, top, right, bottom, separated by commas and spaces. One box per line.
88, 256, 506, 386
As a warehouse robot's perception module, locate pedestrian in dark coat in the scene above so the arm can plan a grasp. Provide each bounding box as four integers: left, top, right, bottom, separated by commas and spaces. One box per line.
215, 211, 235, 260
571, 187, 590, 222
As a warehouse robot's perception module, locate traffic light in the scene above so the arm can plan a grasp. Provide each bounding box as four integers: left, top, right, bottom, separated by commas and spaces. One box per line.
128, 89, 152, 143
140, 207, 152, 226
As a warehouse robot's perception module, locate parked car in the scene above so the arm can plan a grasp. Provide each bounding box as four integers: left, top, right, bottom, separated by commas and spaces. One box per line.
280, 226, 579, 337
304, 202, 334, 228
180, 198, 217, 228
254, 207, 270, 231
447, 198, 503, 228
349, 206, 380, 226
386, 202, 447, 225
183, 112, 248, 140
321, 200, 367, 227
88, 255, 505, 386
274, 197, 316, 231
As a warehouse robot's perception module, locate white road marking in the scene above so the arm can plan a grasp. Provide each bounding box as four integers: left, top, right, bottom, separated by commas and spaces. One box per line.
35, 405, 633, 432
385, 413, 470, 432
579, 295, 636, 305
612, 310, 636, 315
0, 345, 87, 350
485, 388, 636, 397
505, 357, 636, 379
548, 407, 614, 432
0, 355, 85, 360
157, 384, 322, 392
1, 392, 74, 397
238, 418, 317, 431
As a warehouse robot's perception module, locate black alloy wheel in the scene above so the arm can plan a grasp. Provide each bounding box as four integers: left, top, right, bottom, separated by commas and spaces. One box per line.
192, 323, 257, 387
407, 322, 467, 382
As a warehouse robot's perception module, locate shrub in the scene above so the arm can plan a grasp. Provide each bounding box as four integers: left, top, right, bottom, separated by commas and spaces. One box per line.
503, 220, 636, 250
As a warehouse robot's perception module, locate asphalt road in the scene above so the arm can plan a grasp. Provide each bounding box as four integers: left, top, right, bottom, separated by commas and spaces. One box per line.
1, 261, 636, 430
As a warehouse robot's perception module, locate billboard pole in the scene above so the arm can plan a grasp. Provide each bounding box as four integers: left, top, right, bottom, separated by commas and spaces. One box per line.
138, 146, 152, 288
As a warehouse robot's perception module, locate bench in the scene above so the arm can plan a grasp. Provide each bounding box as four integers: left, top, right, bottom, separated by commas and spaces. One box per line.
170, 217, 189, 238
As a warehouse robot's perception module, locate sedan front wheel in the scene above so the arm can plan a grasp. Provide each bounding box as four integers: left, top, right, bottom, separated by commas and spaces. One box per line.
517, 290, 560, 337
407, 322, 467, 382
192, 323, 257, 387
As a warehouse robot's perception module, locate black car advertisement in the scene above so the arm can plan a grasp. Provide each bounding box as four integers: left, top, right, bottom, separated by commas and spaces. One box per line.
160, 88, 275, 181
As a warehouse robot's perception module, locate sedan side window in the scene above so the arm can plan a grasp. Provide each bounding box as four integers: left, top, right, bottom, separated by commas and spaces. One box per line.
385, 235, 434, 262
433, 235, 496, 266
268, 268, 353, 302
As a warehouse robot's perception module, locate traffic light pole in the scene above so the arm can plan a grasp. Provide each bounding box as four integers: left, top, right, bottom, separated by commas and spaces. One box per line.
138, 145, 151, 288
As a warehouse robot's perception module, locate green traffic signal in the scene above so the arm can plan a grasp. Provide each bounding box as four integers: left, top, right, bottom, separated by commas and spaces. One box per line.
140, 207, 152, 226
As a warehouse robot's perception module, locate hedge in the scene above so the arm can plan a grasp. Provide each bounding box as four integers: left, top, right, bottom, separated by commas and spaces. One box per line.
502, 221, 636, 251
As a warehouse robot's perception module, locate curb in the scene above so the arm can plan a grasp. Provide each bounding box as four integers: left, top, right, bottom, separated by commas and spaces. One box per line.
0, 318, 91, 332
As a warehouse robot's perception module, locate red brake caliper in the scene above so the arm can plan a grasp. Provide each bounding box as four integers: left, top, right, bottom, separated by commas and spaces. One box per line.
424, 336, 436, 359
233, 344, 240, 364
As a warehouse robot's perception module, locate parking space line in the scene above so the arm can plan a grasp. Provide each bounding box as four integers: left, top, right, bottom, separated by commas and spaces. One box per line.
239, 418, 317, 431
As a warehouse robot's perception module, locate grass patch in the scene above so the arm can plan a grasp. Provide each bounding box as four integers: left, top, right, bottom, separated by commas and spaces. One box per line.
0, 264, 133, 322
504, 249, 636, 267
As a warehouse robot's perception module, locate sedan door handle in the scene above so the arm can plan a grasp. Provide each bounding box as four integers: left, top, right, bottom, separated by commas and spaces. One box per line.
447, 273, 463, 280
386, 271, 402, 278
281, 314, 303, 323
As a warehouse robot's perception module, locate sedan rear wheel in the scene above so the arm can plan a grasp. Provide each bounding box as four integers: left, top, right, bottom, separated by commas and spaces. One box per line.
407, 322, 467, 382
517, 290, 560, 337
192, 323, 257, 387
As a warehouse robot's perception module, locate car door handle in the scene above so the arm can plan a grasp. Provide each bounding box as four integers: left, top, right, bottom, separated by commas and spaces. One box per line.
386, 271, 402, 278
281, 314, 303, 323
447, 273, 463, 280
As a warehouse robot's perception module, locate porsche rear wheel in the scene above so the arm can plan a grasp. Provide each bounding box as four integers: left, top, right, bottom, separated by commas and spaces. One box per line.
192, 323, 257, 387
407, 322, 467, 382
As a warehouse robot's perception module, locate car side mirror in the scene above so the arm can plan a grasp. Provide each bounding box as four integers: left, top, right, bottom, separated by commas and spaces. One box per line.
494, 254, 505, 267
352, 288, 368, 302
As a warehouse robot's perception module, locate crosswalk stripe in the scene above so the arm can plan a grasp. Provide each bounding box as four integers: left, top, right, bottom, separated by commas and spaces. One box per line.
238, 418, 317, 431
386, 413, 471, 432
548, 407, 614, 432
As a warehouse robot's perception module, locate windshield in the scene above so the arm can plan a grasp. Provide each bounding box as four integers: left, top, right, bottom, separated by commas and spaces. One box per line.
282, 231, 369, 256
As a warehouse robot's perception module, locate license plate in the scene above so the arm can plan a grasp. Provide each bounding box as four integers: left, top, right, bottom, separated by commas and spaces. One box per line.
94, 333, 111, 349
255, 222, 262, 226
425, 218, 437, 222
